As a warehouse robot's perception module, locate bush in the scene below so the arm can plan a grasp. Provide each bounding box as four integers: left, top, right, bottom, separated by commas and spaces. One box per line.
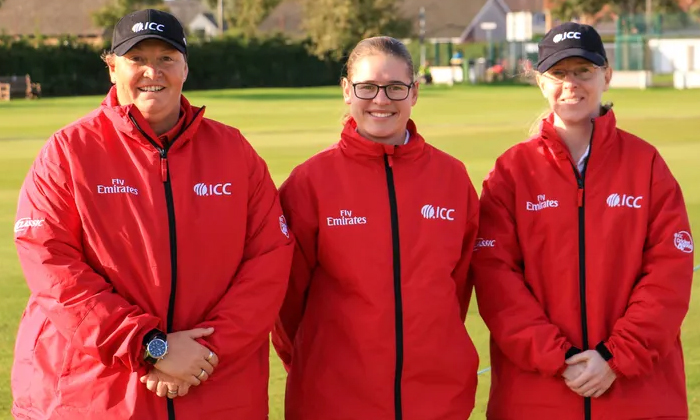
0, 34, 345, 97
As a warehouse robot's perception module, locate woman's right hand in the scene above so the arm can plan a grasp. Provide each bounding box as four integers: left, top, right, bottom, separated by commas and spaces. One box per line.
154, 328, 218, 386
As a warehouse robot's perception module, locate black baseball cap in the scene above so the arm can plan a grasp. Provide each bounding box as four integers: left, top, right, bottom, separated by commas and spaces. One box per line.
537, 22, 606, 73
111, 9, 187, 56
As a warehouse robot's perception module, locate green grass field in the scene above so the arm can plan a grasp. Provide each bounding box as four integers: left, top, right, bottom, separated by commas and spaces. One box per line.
1, 85, 699, 419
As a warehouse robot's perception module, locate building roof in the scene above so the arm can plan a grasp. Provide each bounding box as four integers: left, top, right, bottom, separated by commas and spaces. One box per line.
257, 0, 304, 37
399, 0, 491, 39
165, 0, 210, 26
0, 0, 113, 37
259, 0, 503, 40
503, 0, 544, 12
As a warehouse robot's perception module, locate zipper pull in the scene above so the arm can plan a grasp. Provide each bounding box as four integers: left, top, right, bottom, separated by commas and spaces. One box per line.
577, 179, 584, 207
387, 154, 394, 167
577, 188, 584, 207
159, 150, 168, 183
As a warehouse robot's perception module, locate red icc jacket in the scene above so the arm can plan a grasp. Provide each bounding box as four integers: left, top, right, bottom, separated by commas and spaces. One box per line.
272, 118, 480, 420
12, 87, 293, 420
471, 110, 694, 420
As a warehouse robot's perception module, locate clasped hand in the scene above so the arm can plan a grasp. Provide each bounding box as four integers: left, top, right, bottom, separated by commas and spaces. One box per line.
561, 350, 616, 398
139, 328, 220, 399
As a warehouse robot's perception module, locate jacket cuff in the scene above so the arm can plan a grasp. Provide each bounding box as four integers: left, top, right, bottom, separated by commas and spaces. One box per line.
595, 341, 613, 361
557, 346, 582, 376
607, 357, 624, 377
598, 341, 623, 377
565, 346, 583, 360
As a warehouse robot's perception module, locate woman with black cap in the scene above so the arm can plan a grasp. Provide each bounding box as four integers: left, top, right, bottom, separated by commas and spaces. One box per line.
11, 8, 293, 420
471, 22, 693, 419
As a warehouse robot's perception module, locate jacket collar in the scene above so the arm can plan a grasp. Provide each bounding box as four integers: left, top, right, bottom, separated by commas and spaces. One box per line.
338, 118, 425, 161
538, 109, 617, 162
101, 86, 205, 151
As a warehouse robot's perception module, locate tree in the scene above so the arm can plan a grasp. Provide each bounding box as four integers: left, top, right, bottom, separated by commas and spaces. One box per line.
691, 0, 700, 18
204, 0, 282, 36
550, 0, 683, 23
93, 0, 168, 31
549, 0, 609, 22
301, 0, 412, 59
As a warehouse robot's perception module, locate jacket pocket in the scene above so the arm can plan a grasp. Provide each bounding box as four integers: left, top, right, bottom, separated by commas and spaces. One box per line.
11, 310, 49, 401
56, 341, 97, 409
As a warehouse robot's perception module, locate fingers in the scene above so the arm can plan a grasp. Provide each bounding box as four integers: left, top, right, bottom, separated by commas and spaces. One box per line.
561, 366, 576, 381
166, 386, 179, 399
195, 368, 209, 383
183, 374, 202, 387
198, 359, 215, 376
206, 350, 219, 367
581, 376, 614, 398
566, 350, 594, 365
156, 381, 169, 398
581, 382, 599, 397
187, 327, 215, 339
141, 371, 186, 398
183, 356, 214, 386
566, 369, 593, 389
592, 376, 616, 398
178, 384, 190, 397
144, 374, 160, 393
567, 372, 612, 397
566, 379, 594, 397
561, 362, 586, 381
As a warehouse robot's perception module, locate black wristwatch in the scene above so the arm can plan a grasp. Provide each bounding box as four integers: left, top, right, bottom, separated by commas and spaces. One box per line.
143, 329, 168, 365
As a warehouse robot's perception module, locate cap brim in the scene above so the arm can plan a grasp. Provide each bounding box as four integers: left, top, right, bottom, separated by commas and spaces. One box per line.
537, 48, 606, 73
113, 35, 186, 56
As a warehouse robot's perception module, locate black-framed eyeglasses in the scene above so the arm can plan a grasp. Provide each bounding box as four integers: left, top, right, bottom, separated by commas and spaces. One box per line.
352, 82, 414, 101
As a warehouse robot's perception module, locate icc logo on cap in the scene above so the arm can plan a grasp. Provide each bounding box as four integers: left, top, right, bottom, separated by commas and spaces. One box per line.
553, 32, 581, 43
132, 22, 165, 33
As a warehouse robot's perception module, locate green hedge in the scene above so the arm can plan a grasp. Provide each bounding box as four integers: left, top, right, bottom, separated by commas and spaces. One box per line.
0, 37, 111, 97
185, 36, 344, 90
0, 35, 344, 97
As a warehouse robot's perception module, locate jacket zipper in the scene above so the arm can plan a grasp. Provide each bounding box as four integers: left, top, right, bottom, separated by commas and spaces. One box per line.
129, 110, 202, 420
383, 154, 404, 420
571, 124, 594, 420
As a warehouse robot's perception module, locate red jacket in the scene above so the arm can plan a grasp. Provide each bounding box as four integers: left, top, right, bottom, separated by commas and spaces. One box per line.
12, 87, 293, 420
471, 110, 693, 419
272, 119, 480, 420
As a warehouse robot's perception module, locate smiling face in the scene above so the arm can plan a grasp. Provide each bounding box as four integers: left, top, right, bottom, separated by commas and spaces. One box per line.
342, 53, 418, 145
108, 39, 188, 127
537, 57, 612, 125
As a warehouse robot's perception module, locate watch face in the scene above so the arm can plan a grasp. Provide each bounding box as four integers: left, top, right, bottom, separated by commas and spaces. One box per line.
147, 338, 168, 359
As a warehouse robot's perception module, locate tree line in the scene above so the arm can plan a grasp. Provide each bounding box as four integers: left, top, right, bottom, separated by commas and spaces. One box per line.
3, 0, 697, 58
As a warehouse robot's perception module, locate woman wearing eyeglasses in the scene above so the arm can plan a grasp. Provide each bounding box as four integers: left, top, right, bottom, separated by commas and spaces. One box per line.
272, 36, 480, 420
471, 22, 693, 419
